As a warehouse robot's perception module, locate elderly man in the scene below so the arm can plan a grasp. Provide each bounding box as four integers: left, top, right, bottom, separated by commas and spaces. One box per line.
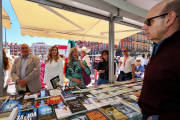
137, 0, 180, 120
78, 47, 90, 66
11, 44, 41, 94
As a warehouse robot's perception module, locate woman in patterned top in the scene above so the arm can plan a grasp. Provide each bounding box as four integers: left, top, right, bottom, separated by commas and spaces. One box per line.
65, 47, 91, 86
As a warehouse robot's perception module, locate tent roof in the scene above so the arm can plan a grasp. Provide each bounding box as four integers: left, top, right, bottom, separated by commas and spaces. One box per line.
10, 0, 141, 44
2, 7, 11, 29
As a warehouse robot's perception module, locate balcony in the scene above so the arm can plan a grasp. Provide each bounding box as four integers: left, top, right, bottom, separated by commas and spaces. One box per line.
136, 40, 141, 42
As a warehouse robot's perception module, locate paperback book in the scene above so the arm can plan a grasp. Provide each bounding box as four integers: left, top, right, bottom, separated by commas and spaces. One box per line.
38, 105, 56, 120
66, 99, 87, 114
35, 98, 50, 108
49, 89, 61, 96
99, 105, 128, 120
76, 85, 89, 92
18, 98, 35, 111
50, 75, 60, 89
88, 97, 108, 108
61, 86, 80, 93
24, 92, 38, 100
68, 113, 88, 120
0, 96, 10, 108
81, 92, 96, 98
77, 96, 97, 110
37, 90, 50, 99
0, 99, 19, 114
61, 91, 76, 101
49, 96, 63, 105
85, 109, 110, 120
16, 108, 37, 120
53, 101, 72, 119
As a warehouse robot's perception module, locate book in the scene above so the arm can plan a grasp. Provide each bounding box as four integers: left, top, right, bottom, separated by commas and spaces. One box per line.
85, 109, 111, 120
82, 92, 96, 98
16, 108, 37, 120
50, 75, 60, 89
61, 91, 76, 101
101, 96, 122, 105
53, 102, 72, 119
112, 103, 141, 118
35, 98, 50, 108
49, 96, 63, 105
88, 97, 109, 108
24, 92, 38, 100
38, 105, 56, 120
67, 113, 88, 120
0, 96, 10, 108
90, 88, 105, 95
61, 86, 80, 93
99, 105, 128, 120
76, 85, 89, 92
66, 99, 87, 114
76, 96, 97, 110
101, 87, 116, 92
8, 107, 18, 120
94, 92, 115, 99
49, 89, 61, 96
37, 90, 50, 99
18, 98, 35, 111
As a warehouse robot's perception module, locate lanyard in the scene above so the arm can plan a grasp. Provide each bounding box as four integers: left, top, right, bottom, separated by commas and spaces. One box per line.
124, 55, 129, 67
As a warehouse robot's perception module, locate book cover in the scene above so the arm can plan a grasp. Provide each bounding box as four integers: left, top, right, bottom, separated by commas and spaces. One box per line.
61, 91, 76, 101
0, 96, 10, 108
49, 96, 63, 105
68, 113, 88, 120
10, 95, 24, 101
85, 109, 110, 120
99, 105, 128, 120
49, 89, 61, 96
16, 108, 37, 120
53, 101, 72, 119
24, 92, 38, 100
66, 99, 87, 114
73, 93, 84, 98
82, 92, 95, 98
38, 90, 50, 98
35, 98, 50, 108
112, 103, 140, 118
90, 88, 105, 95
101, 96, 122, 105
0, 99, 19, 114
50, 75, 60, 89
76, 85, 89, 92
38, 105, 56, 120
76, 96, 97, 110
88, 97, 108, 108
18, 98, 35, 111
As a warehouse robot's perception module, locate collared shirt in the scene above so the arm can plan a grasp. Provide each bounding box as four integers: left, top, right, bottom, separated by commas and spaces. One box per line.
153, 34, 173, 55
21, 54, 30, 79
120, 56, 135, 73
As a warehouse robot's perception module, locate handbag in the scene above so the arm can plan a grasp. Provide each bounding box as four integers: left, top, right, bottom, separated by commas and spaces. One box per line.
81, 67, 91, 86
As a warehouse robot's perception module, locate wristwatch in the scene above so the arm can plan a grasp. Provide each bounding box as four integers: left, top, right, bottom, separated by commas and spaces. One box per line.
132, 76, 135, 78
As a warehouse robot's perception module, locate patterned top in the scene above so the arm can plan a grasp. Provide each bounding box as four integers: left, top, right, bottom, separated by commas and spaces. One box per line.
65, 60, 91, 86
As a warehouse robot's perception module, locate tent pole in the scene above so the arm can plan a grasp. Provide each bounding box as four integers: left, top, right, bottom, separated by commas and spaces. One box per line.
109, 15, 114, 84
0, 0, 3, 96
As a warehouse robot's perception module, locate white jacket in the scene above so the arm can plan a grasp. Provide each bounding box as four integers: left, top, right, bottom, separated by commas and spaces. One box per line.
82, 55, 90, 66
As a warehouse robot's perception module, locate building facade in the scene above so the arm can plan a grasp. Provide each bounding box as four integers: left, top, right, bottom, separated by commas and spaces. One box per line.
30, 42, 51, 56
5, 42, 21, 56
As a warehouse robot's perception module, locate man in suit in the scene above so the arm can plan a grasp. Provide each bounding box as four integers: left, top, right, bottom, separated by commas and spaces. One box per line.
11, 44, 41, 94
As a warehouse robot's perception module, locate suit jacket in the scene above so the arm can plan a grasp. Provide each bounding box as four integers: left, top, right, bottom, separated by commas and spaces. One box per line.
11, 54, 41, 92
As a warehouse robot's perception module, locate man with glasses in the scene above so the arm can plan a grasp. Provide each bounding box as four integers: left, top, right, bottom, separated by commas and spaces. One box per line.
11, 44, 41, 94
138, 0, 180, 120
118, 47, 135, 81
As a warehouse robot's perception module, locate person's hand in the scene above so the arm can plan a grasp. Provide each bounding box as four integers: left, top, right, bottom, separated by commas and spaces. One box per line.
131, 77, 135, 80
18, 79, 27, 88
100, 57, 103, 62
74, 79, 82, 85
147, 116, 152, 120
134, 93, 140, 100
79, 61, 85, 69
99, 70, 105, 73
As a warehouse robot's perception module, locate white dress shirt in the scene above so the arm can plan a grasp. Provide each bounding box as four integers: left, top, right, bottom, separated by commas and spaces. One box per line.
120, 56, 135, 73
82, 55, 90, 66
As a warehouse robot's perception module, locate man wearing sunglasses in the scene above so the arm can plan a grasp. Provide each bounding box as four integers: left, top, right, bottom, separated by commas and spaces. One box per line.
138, 0, 180, 120
118, 47, 135, 81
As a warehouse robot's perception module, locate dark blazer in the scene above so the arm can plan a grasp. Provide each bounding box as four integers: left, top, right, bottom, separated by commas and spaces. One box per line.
138, 29, 180, 120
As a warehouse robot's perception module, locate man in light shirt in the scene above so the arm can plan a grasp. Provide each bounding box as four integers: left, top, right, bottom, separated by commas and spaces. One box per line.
118, 47, 135, 81
138, 54, 145, 66
78, 47, 90, 66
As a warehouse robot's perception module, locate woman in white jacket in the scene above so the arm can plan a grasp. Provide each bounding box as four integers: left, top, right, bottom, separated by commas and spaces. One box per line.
44, 46, 64, 89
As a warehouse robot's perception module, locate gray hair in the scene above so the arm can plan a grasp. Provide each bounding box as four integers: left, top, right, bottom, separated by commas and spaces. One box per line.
161, 0, 180, 29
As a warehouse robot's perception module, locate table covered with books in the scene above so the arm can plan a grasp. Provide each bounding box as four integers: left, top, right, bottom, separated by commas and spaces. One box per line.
0, 78, 143, 120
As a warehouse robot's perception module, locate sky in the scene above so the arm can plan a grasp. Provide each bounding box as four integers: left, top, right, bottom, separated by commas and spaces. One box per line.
2, 0, 68, 47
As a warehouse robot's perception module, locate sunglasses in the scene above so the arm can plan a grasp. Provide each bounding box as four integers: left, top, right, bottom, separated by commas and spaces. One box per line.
136, 60, 141, 62
144, 13, 178, 26
122, 50, 126, 52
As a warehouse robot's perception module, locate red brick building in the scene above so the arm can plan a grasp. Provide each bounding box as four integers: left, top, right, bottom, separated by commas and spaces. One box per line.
7, 42, 21, 56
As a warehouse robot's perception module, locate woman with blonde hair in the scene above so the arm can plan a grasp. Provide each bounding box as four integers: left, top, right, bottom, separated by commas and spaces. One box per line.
65, 47, 91, 86
44, 46, 64, 89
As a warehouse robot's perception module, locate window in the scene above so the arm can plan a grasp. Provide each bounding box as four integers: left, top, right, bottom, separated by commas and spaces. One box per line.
14, 46, 17, 49
85, 43, 86, 47
128, 43, 131, 49
148, 46, 150, 51
124, 37, 127, 40
14, 53, 17, 56
128, 36, 131, 41
136, 44, 138, 50
35, 49, 36, 52
91, 47, 92, 51
14, 49, 17, 52
118, 42, 121, 49
136, 36, 138, 41
140, 36, 142, 42
140, 45, 141, 50
87, 42, 89, 47
10, 53, 13, 55
91, 42, 93, 45
145, 45, 147, 51
142, 37, 144, 42
38, 46, 40, 49
19, 46, 21, 49
41, 49, 43, 52
99, 45, 102, 51
34, 46, 36, 48
104, 43, 106, 50
143, 45, 144, 51
145, 38, 147, 43
93, 46, 95, 51
10, 46, 12, 49
41, 46, 43, 49
96, 45, 98, 51
45, 46, 47, 49
132, 43, 134, 50
132, 35, 135, 41
124, 42, 127, 47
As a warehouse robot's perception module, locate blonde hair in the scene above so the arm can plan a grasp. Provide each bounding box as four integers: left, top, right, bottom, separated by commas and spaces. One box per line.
68, 47, 79, 66
46, 46, 60, 63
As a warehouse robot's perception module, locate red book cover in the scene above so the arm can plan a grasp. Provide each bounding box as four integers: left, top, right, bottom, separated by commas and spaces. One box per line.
49, 96, 63, 105
35, 98, 50, 108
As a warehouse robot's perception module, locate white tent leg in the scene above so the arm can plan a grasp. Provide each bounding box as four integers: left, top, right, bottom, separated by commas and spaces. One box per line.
0, 0, 4, 96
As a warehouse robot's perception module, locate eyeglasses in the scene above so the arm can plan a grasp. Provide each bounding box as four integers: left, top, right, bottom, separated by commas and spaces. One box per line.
122, 50, 126, 52
144, 13, 179, 26
136, 60, 141, 62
